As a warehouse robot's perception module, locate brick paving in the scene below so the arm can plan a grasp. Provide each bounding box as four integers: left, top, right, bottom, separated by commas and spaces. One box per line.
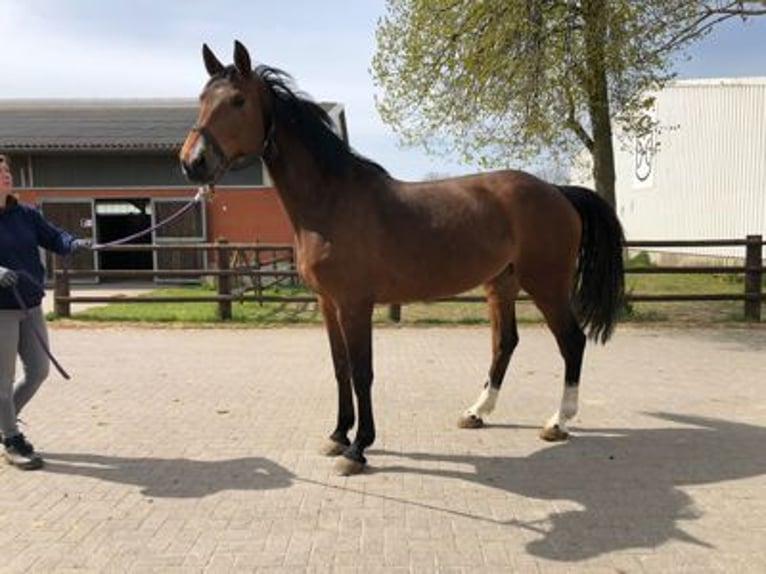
0, 324, 764, 573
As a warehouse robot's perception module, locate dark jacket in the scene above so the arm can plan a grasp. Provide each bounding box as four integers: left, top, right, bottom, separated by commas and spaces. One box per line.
0, 198, 76, 309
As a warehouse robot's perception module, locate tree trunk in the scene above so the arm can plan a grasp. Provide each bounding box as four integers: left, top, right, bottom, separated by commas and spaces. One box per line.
582, 0, 617, 209
589, 90, 616, 208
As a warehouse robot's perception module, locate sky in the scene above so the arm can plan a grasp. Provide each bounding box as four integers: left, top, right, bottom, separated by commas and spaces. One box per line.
1, 0, 766, 181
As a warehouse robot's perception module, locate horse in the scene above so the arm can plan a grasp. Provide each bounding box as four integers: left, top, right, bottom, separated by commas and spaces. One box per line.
179, 41, 626, 476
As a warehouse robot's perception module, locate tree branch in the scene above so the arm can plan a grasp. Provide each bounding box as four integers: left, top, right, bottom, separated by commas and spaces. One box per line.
658, 2, 766, 54
565, 96, 594, 151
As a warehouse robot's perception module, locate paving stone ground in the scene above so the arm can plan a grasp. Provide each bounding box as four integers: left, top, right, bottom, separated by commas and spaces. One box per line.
0, 323, 764, 573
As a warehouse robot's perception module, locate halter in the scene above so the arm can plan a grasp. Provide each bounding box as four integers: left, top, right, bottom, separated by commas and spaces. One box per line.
261, 119, 277, 160
190, 114, 276, 176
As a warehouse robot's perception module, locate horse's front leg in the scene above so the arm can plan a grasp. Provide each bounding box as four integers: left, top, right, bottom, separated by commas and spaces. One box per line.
333, 301, 375, 476
318, 296, 354, 456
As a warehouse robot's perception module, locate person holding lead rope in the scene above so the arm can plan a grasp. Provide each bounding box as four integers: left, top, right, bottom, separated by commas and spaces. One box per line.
0, 153, 91, 470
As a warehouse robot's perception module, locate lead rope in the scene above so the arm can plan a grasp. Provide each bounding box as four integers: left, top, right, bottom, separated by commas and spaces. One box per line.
92, 186, 214, 249
11, 273, 70, 380
5, 185, 215, 380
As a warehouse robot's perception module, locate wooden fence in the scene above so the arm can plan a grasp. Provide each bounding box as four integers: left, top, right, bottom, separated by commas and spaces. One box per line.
52, 235, 764, 321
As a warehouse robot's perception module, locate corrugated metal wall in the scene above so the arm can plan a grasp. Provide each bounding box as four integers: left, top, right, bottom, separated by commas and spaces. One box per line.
615, 79, 766, 259
25, 152, 264, 188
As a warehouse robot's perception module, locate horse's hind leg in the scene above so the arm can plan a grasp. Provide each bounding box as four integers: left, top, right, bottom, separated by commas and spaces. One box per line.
534, 295, 586, 441
458, 267, 520, 429
318, 296, 354, 456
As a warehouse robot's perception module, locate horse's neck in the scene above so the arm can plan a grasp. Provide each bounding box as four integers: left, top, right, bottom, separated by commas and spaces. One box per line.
263, 133, 336, 231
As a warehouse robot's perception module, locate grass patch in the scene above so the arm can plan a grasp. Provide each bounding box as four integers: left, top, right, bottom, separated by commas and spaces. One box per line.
623, 253, 745, 322
74, 285, 324, 324
64, 268, 755, 326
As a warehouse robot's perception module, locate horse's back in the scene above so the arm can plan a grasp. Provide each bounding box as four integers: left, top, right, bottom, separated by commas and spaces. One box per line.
391, 169, 581, 260
358, 169, 581, 302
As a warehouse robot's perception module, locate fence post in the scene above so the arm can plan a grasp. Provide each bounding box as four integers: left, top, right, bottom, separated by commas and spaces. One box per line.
744, 234, 763, 322
53, 256, 71, 318
216, 238, 232, 321
388, 304, 401, 323
288, 246, 297, 287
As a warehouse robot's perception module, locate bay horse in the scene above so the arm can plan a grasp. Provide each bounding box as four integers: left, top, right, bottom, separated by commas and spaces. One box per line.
180, 41, 625, 476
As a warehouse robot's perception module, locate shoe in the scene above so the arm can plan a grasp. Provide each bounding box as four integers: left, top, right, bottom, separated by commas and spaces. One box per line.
4, 433, 43, 470
1, 420, 33, 448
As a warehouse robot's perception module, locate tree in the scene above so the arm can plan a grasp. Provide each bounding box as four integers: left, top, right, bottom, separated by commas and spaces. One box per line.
372, 0, 766, 207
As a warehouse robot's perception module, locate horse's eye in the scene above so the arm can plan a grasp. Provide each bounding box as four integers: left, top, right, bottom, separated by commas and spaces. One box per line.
231, 95, 246, 108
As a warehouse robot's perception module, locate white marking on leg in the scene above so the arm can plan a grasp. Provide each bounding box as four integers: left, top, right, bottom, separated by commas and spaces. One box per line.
464, 386, 499, 418
544, 385, 579, 433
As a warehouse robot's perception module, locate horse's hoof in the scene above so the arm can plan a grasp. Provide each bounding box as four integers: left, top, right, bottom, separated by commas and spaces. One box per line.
540, 424, 570, 442
457, 414, 484, 429
319, 439, 348, 457
334, 456, 366, 476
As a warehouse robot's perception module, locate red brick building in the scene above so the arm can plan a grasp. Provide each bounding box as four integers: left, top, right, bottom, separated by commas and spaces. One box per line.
0, 98, 347, 278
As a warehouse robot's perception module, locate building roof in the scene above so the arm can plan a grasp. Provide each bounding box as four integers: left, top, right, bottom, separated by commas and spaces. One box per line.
0, 98, 344, 152
670, 76, 766, 88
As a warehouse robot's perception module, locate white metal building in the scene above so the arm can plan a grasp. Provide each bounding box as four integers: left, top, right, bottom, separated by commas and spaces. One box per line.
577, 77, 766, 260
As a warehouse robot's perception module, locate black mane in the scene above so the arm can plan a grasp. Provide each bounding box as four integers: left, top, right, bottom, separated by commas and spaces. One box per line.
251, 65, 390, 178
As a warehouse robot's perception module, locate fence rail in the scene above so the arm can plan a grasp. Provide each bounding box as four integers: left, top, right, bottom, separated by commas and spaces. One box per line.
52, 235, 764, 322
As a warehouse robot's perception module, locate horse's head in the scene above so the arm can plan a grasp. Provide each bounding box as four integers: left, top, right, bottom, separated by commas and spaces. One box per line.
180, 41, 271, 184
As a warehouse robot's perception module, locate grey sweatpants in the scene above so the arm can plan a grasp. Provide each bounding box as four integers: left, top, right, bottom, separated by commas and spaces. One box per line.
0, 306, 50, 438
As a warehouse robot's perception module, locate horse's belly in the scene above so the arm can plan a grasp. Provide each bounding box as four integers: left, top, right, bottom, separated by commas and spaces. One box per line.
374, 255, 509, 303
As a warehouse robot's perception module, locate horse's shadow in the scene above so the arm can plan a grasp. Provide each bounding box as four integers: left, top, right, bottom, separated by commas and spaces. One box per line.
373, 412, 766, 562
42, 453, 294, 498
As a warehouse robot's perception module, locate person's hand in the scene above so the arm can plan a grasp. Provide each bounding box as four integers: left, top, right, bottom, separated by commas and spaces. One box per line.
0, 266, 18, 288
71, 238, 93, 252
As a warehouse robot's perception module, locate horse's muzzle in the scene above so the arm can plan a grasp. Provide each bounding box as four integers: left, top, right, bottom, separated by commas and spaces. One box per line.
180, 155, 214, 184
180, 127, 227, 184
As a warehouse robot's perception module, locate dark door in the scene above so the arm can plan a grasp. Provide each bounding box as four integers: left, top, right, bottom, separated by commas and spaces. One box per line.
152, 198, 207, 281
95, 199, 153, 277
39, 200, 96, 283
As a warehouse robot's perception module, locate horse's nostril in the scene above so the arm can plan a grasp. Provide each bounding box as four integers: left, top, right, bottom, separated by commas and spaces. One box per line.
181, 156, 209, 182
187, 155, 203, 175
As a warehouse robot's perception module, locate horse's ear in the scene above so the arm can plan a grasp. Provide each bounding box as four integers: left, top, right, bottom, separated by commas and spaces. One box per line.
202, 43, 225, 77
233, 40, 252, 77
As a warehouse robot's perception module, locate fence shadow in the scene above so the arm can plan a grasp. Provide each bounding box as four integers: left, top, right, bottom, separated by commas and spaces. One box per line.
374, 412, 766, 562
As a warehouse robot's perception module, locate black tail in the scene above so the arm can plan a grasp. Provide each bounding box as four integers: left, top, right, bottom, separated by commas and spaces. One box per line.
558, 185, 625, 344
